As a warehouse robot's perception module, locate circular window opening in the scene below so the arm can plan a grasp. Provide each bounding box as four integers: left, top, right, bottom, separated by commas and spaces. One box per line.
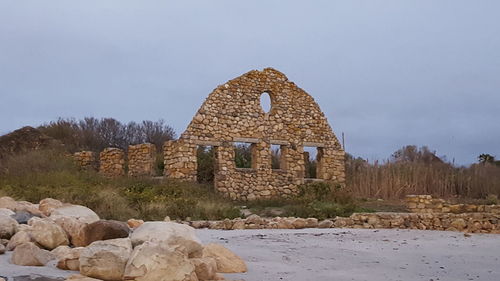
260, 92, 272, 113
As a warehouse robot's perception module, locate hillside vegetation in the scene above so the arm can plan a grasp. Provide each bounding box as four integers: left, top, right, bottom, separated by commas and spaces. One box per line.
0, 119, 498, 221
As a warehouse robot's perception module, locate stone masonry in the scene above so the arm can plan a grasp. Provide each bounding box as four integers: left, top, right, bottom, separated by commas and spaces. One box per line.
99, 147, 125, 177
406, 195, 500, 214
73, 151, 97, 170
164, 68, 345, 200
128, 143, 156, 177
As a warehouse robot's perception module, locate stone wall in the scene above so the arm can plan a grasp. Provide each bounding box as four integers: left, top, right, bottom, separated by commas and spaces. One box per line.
164, 68, 346, 200
98, 148, 125, 177
128, 143, 156, 177
406, 195, 500, 214
73, 151, 96, 170
186, 212, 500, 234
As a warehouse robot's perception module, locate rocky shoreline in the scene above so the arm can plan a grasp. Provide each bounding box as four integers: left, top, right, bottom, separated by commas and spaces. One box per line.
0, 196, 246, 281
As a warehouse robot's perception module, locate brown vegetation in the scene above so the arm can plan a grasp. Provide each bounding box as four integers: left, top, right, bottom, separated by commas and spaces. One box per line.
346, 146, 500, 200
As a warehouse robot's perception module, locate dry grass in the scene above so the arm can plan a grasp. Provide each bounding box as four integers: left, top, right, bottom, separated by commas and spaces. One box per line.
346, 160, 500, 200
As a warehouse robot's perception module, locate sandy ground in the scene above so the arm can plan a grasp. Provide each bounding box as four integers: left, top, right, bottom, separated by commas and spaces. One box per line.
197, 228, 500, 281
1, 228, 499, 281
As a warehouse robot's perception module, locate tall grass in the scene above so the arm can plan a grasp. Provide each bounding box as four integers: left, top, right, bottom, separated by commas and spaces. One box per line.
346, 160, 500, 199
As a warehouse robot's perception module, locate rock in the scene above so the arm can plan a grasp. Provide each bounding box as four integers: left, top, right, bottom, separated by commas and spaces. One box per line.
0, 243, 5, 254
11, 211, 38, 224
167, 236, 203, 258
275, 218, 294, 229
0, 215, 18, 239
52, 216, 88, 247
130, 221, 201, 247
50, 205, 100, 223
0, 197, 42, 216
202, 243, 247, 273
164, 216, 171, 222
51, 245, 72, 260
65, 274, 103, 281
232, 220, 245, 230
291, 218, 307, 229
305, 218, 319, 228
56, 247, 84, 271
18, 224, 32, 232
245, 214, 263, 225
0, 208, 15, 217
29, 217, 69, 250
15, 201, 43, 216
79, 238, 132, 281
81, 220, 130, 246
126, 219, 144, 229
450, 218, 467, 231
318, 219, 334, 228
191, 257, 217, 280
0, 196, 17, 210
39, 198, 64, 216
1, 238, 8, 246
6, 230, 33, 251
123, 241, 197, 281
11, 242, 55, 266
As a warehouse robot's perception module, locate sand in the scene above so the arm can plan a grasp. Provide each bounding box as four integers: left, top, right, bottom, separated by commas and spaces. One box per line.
197, 228, 500, 281
1, 228, 499, 281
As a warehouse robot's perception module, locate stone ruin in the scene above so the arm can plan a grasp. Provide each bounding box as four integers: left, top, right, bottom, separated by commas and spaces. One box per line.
128, 143, 157, 177
73, 151, 97, 170
164, 68, 346, 200
74, 144, 157, 177
98, 148, 126, 177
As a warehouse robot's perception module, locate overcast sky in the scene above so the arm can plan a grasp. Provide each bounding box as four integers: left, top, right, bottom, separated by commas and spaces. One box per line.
1, 1, 499, 165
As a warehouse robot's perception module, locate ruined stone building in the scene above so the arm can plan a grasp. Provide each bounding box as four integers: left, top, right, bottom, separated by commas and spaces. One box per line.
164, 68, 345, 201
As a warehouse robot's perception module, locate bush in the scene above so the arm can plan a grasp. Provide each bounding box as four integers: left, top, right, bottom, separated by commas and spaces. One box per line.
0, 149, 240, 221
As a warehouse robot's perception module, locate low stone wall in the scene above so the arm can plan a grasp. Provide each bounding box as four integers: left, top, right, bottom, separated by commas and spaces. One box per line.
128, 143, 156, 177
406, 195, 500, 214
73, 151, 96, 170
186, 212, 500, 234
99, 148, 125, 177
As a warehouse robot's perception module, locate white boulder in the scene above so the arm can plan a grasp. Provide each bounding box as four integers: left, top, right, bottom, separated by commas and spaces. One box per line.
123, 241, 197, 281
79, 238, 132, 281
29, 217, 69, 250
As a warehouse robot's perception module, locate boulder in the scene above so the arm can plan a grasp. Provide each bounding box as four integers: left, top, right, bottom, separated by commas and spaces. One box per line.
130, 221, 201, 247
50, 205, 100, 223
79, 238, 132, 281
245, 214, 263, 225
6, 230, 33, 251
29, 217, 69, 250
0, 208, 15, 217
202, 243, 247, 273
318, 219, 334, 228
11, 211, 38, 224
190, 257, 218, 280
81, 220, 130, 246
0, 243, 5, 254
0, 215, 18, 239
51, 245, 72, 260
56, 246, 84, 271
52, 216, 88, 247
0, 196, 17, 210
305, 218, 319, 228
291, 218, 307, 229
11, 242, 55, 266
123, 241, 197, 281
15, 201, 43, 216
39, 198, 65, 216
126, 219, 144, 229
